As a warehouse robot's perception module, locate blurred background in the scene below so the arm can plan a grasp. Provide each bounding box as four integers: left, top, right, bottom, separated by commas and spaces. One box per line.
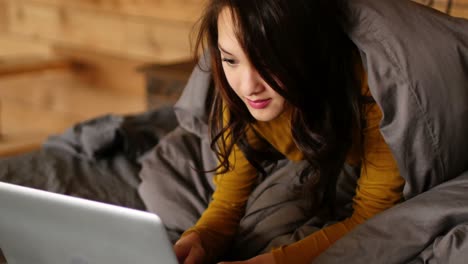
0, 0, 466, 157
0, 0, 203, 156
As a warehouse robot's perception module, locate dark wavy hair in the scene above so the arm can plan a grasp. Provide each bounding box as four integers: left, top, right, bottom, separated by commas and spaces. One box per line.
193, 0, 363, 210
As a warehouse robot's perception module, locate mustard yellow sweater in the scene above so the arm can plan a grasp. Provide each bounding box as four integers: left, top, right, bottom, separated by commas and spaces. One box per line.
183, 75, 404, 263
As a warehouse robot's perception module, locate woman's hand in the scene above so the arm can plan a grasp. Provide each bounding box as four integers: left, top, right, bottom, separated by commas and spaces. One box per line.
218, 252, 276, 264
173, 232, 207, 264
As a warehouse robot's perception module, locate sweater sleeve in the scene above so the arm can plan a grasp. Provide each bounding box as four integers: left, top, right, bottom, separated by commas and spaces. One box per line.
271, 99, 405, 264
182, 111, 261, 262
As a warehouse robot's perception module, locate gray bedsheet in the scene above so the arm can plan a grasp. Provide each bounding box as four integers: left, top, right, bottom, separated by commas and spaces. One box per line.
316, 170, 468, 264
138, 124, 360, 260
0, 147, 144, 210
314, 0, 468, 262
0, 107, 177, 209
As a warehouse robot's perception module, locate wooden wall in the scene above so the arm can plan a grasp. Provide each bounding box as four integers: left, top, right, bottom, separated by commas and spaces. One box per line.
416, 0, 468, 17
0, 0, 466, 64
0, 0, 208, 155
0, 0, 205, 63
0, 0, 7, 32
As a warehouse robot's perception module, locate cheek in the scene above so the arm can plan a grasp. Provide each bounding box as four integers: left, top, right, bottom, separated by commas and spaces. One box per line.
223, 68, 242, 97
272, 93, 286, 110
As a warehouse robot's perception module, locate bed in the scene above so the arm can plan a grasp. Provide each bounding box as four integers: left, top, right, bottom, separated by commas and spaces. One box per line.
1, 0, 468, 263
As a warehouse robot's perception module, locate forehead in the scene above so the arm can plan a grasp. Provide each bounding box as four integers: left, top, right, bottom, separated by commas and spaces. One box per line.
218, 7, 235, 30
217, 7, 242, 51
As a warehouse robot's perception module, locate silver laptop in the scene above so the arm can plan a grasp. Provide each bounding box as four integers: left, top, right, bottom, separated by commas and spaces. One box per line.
0, 181, 178, 264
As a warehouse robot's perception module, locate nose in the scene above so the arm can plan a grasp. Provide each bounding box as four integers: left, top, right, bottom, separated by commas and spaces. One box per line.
240, 66, 265, 96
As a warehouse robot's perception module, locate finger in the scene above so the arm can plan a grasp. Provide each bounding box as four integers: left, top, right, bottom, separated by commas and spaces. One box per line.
173, 242, 191, 263
184, 245, 205, 264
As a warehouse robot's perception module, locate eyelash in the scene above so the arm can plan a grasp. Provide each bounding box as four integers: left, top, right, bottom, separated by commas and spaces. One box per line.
222, 58, 237, 66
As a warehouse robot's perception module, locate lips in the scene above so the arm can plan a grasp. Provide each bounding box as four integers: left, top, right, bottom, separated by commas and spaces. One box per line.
247, 98, 272, 109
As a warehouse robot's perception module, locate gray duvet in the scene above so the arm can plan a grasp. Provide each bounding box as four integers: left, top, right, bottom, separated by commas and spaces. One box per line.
1, 0, 468, 263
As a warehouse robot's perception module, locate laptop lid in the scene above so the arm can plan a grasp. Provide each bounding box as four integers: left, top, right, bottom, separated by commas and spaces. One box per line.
0, 181, 178, 264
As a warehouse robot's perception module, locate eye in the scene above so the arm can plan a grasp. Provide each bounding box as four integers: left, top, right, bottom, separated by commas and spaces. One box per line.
221, 58, 237, 66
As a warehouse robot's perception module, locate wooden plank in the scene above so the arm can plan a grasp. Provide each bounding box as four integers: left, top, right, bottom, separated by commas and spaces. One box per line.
0, 71, 146, 123
414, 0, 468, 17
0, 97, 79, 144
450, 0, 468, 17
0, 34, 52, 57
6, 1, 195, 62
451, 8, 468, 18
432, 1, 468, 17
0, 0, 8, 32
0, 133, 44, 158
0, 55, 71, 76
54, 45, 147, 95
0, 72, 148, 157
16, 0, 205, 23
0, 69, 149, 157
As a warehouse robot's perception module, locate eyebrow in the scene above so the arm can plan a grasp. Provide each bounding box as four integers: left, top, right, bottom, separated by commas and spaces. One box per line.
218, 44, 234, 56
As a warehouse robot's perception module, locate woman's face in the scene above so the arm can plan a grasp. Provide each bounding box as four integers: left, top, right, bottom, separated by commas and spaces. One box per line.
217, 8, 286, 122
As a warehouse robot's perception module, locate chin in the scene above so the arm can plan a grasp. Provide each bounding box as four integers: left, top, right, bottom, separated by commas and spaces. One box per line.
253, 116, 272, 122
250, 111, 281, 122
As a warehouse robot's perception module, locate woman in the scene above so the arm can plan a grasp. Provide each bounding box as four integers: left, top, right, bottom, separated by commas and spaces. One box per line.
173, 0, 404, 263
